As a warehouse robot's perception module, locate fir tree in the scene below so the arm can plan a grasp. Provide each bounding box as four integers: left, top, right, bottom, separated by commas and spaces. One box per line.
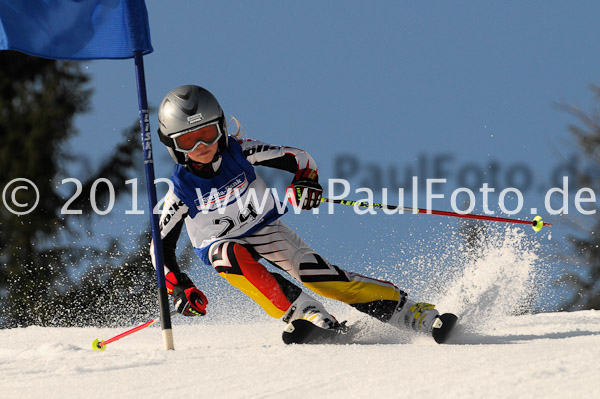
0, 51, 156, 327
559, 85, 600, 310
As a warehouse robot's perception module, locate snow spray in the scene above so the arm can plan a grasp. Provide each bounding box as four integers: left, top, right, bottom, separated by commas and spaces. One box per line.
433, 226, 546, 332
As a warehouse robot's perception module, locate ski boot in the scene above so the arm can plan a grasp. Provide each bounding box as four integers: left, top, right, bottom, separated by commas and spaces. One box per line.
282, 292, 346, 344
387, 297, 457, 344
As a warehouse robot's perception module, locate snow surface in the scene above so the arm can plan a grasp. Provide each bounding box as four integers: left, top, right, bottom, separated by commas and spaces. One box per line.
1, 311, 599, 399
2, 227, 597, 399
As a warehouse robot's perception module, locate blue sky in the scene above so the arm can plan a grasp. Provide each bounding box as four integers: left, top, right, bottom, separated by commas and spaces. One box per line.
67, 1, 600, 309
75, 2, 600, 186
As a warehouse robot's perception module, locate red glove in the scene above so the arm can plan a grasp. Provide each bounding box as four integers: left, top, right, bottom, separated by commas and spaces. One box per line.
165, 272, 208, 316
287, 168, 323, 210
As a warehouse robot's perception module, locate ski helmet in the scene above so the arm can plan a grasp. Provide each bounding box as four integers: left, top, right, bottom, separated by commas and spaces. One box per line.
158, 85, 228, 164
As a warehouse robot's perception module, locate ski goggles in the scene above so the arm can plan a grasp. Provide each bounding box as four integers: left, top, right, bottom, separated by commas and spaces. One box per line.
172, 122, 223, 152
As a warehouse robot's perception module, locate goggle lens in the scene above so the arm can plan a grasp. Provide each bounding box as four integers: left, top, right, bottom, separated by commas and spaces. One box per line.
174, 124, 221, 152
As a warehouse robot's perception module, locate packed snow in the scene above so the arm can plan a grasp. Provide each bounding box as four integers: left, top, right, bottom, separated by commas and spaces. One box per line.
1, 311, 599, 398
2, 227, 598, 399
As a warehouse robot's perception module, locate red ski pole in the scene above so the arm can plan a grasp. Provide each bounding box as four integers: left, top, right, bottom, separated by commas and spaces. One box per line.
322, 198, 552, 232
92, 311, 178, 351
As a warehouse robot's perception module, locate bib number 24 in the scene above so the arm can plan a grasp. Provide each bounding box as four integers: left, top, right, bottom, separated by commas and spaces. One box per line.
213, 203, 259, 238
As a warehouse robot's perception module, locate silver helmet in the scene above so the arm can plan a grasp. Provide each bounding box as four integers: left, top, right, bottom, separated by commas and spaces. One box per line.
158, 85, 227, 163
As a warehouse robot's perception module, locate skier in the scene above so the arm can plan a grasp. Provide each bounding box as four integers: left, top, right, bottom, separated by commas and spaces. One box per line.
151, 85, 456, 343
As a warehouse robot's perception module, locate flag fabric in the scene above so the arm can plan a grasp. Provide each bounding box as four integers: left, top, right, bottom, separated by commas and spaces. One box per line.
0, 0, 152, 60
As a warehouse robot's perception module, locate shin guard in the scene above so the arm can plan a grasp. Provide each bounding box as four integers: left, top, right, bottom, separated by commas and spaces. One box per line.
210, 241, 300, 318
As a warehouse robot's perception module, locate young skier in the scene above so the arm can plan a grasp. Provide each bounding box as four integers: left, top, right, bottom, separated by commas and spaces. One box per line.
152, 85, 456, 343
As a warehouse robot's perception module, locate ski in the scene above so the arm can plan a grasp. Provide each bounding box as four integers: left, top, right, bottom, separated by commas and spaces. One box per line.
431, 313, 458, 344
282, 319, 350, 344
283, 314, 458, 345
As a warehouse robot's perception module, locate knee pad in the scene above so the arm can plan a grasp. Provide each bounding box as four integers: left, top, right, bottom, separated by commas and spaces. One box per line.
210, 241, 255, 275
296, 252, 350, 284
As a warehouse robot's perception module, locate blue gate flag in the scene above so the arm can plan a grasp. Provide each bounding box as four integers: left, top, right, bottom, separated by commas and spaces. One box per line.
0, 0, 152, 60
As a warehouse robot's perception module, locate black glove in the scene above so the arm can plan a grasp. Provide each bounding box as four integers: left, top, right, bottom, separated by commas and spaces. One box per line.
165, 272, 208, 316
287, 168, 323, 210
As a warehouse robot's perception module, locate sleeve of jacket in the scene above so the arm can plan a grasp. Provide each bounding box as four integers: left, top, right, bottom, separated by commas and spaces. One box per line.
238, 138, 318, 173
150, 190, 189, 275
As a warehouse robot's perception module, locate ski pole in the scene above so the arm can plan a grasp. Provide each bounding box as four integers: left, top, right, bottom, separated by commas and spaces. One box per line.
321, 197, 552, 232
92, 310, 178, 351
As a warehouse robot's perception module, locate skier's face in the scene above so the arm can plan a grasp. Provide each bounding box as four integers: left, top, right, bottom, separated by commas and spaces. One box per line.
187, 141, 219, 164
